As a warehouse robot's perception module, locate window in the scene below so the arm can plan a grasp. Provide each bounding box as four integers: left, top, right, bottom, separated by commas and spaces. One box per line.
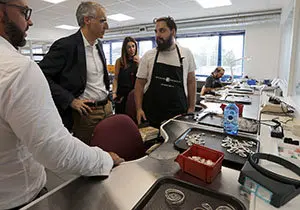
111, 42, 122, 65
32, 48, 43, 54
138, 40, 153, 57
103, 43, 111, 64
221, 35, 244, 77
20, 49, 30, 54
177, 36, 219, 76
105, 39, 154, 64
33, 55, 44, 62
102, 32, 244, 77
177, 32, 244, 77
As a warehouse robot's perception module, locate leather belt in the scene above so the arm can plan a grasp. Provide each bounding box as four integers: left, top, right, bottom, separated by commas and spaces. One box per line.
94, 99, 108, 106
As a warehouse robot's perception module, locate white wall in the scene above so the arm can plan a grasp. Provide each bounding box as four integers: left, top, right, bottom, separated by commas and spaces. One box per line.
279, 0, 300, 112
180, 22, 281, 80
27, 28, 76, 42
293, 12, 300, 95
243, 22, 281, 80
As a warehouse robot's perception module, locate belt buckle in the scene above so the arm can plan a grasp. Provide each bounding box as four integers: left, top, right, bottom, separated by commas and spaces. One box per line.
95, 99, 107, 106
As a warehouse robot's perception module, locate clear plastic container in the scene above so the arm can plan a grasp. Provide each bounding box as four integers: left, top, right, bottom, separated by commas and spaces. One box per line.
224, 103, 239, 135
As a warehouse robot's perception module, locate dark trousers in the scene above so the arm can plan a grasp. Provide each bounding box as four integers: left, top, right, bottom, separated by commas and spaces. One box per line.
114, 96, 128, 114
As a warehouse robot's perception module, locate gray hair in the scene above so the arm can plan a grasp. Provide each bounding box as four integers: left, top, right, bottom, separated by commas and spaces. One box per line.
76, 1, 104, 27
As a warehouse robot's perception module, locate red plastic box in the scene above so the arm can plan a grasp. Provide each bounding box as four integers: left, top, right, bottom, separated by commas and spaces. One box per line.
220, 103, 244, 116
175, 145, 224, 183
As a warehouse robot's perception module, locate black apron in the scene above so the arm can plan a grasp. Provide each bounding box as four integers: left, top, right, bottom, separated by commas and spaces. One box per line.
143, 45, 187, 127
115, 60, 137, 114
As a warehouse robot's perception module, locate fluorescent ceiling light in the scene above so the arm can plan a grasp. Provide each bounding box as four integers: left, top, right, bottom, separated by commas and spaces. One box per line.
42, 0, 67, 4
55, 25, 79, 30
196, 0, 232, 8
107, 13, 134, 22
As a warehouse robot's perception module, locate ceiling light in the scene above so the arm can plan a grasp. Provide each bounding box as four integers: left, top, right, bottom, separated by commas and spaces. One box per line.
107, 13, 134, 22
196, 0, 232, 9
42, 0, 67, 4
55, 25, 79, 30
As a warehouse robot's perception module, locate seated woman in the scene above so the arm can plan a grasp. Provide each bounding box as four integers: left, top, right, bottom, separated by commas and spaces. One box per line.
200, 67, 225, 96
112, 37, 140, 114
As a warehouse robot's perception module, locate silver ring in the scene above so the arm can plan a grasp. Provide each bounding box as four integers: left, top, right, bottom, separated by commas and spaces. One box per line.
165, 188, 185, 205
201, 203, 213, 210
216, 205, 235, 210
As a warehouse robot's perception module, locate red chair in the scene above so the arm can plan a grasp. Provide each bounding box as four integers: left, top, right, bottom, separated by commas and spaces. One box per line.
90, 114, 145, 161
125, 89, 137, 123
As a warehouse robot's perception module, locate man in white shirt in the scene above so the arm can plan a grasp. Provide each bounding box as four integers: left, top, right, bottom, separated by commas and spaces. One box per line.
39, 1, 113, 145
135, 16, 196, 127
0, 1, 124, 209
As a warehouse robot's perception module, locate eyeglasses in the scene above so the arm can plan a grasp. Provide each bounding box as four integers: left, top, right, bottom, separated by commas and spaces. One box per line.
0, 2, 32, 21
89, 16, 107, 24
98, 18, 107, 24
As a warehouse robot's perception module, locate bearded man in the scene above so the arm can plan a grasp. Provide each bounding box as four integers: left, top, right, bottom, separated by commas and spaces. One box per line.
0, 1, 123, 209
134, 16, 196, 127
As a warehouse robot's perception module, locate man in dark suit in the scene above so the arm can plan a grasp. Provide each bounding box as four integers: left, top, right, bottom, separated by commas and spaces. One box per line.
39, 1, 112, 145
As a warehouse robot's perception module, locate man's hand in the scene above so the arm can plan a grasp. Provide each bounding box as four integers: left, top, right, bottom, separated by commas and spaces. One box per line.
136, 108, 147, 125
112, 93, 117, 100
70, 98, 93, 116
187, 107, 195, 113
108, 152, 125, 166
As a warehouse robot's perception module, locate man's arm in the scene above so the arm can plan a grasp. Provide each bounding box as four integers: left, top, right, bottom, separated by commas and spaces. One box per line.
201, 76, 215, 96
4, 61, 122, 175
39, 40, 74, 111
112, 58, 121, 100
135, 51, 151, 124
185, 48, 196, 112
201, 87, 215, 95
187, 71, 196, 113
134, 78, 147, 124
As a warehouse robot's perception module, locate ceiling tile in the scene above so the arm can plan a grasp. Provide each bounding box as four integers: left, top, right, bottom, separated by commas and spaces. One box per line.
107, 2, 138, 14
30, 0, 53, 11
125, 0, 165, 10
27, 0, 288, 41
159, 0, 192, 7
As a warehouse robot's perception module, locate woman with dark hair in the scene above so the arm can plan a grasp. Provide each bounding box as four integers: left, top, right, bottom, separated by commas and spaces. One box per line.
112, 37, 140, 114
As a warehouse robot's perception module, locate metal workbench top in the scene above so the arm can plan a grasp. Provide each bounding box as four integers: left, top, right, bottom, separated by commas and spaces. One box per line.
22, 93, 263, 210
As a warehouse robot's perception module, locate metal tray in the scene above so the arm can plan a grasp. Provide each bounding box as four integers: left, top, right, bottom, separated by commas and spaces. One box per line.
174, 128, 260, 170
228, 88, 254, 94
224, 94, 252, 104
132, 176, 246, 210
176, 113, 259, 134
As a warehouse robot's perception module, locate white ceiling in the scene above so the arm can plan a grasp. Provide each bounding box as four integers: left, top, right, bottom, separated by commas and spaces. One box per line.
30, 0, 289, 30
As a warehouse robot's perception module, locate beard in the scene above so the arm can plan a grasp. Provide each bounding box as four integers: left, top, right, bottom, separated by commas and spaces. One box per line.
3, 12, 27, 48
156, 34, 173, 51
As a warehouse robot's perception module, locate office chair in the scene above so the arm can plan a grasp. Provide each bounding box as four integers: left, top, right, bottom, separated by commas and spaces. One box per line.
90, 114, 146, 161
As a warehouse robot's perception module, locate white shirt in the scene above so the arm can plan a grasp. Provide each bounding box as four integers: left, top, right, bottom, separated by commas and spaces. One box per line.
79, 31, 108, 101
0, 36, 113, 209
136, 44, 196, 95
